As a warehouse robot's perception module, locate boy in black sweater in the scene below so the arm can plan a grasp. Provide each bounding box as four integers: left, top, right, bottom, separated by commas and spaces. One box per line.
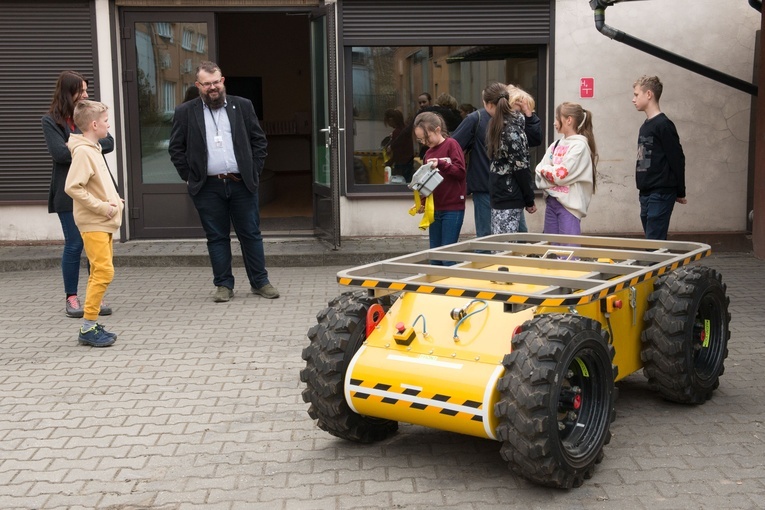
632, 75, 686, 240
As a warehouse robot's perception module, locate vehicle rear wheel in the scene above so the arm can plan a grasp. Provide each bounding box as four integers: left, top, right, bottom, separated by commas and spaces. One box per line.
641, 266, 731, 404
300, 290, 398, 443
494, 314, 616, 489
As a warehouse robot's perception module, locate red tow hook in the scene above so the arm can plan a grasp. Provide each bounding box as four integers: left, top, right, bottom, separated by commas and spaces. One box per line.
366, 304, 385, 337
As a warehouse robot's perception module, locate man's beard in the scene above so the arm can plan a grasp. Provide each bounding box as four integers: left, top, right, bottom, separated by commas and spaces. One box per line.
202, 86, 226, 109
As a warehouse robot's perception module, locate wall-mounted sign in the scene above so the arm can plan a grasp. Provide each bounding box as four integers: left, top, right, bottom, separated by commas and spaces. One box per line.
580, 77, 594, 98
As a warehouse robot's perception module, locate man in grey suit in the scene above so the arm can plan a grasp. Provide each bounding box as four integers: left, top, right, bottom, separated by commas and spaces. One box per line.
169, 61, 279, 302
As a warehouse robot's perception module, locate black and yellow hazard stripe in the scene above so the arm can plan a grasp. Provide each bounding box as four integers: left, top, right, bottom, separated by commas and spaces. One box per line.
349, 379, 485, 422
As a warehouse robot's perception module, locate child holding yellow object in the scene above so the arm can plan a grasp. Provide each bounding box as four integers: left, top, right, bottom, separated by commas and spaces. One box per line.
412, 111, 466, 264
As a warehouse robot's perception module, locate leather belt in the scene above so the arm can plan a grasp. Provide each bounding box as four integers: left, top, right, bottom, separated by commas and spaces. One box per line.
210, 173, 242, 182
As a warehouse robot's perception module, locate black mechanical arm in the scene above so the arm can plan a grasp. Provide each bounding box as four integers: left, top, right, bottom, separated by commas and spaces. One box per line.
589, 0, 758, 96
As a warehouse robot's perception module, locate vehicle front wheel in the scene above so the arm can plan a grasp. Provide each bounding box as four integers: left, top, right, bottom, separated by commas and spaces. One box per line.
494, 314, 616, 489
300, 290, 398, 443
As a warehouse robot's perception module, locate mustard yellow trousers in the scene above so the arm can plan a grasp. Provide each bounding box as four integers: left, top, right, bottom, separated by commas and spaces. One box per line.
81, 232, 114, 321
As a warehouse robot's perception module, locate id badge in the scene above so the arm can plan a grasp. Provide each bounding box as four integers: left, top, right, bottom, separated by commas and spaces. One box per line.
214, 135, 223, 148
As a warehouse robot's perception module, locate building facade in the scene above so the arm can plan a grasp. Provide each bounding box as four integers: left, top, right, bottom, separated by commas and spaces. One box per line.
0, 0, 761, 249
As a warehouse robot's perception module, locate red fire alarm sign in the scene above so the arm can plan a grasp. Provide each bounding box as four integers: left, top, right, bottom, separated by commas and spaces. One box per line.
580, 77, 594, 98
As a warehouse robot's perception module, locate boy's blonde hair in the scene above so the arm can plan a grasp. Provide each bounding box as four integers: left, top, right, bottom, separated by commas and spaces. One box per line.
73, 99, 108, 132
634, 75, 663, 101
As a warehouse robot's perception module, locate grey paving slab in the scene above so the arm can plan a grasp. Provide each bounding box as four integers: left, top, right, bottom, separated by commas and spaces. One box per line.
0, 253, 763, 509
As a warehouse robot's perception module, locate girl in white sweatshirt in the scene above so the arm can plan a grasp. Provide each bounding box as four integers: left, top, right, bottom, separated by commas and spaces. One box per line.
534, 102, 598, 235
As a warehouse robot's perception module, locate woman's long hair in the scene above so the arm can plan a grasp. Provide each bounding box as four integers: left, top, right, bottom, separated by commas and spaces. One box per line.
48, 71, 88, 127
483, 82, 522, 158
556, 101, 598, 192
383, 108, 405, 130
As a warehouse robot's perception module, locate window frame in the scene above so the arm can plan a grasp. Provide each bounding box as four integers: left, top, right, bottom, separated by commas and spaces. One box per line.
181, 29, 193, 50
342, 44, 548, 197
155, 22, 173, 41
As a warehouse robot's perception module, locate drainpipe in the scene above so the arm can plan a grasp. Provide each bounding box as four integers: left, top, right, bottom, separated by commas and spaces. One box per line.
590, 1, 758, 96
749, 0, 762, 13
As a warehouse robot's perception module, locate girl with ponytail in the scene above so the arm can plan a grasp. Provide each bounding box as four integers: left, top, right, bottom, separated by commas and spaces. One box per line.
534, 101, 598, 235
483, 82, 536, 234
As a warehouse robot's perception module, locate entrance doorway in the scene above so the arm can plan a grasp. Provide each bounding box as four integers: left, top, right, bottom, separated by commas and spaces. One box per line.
218, 12, 314, 234
122, 10, 317, 239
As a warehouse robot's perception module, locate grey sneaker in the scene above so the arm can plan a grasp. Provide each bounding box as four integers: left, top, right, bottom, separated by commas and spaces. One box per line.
99, 300, 113, 316
66, 295, 84, 318
252, 283, 279, 299
213, 286, 234, 302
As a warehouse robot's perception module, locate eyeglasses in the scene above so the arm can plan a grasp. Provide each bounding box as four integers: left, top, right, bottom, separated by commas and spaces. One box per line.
198, 79, 222, 89
416, 136, 429, 143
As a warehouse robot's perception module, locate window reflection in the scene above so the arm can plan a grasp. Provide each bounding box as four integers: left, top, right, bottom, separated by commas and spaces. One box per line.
136, 22, 209, 184
349, 45, 541, 189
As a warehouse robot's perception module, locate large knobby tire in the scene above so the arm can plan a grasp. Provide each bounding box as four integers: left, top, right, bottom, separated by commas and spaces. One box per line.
300, 290, 398, 443
641, 266, 731, 404
494, 314, 616, 489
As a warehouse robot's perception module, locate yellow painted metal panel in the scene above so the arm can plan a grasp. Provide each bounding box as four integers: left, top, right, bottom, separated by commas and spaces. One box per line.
347, 345, 505, 439
535, 277, 657, 381
364, 292, 534, 364
343, 292, 537, 439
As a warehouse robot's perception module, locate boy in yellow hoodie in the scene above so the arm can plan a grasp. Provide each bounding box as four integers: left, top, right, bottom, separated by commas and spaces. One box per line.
65, 100, 123, 347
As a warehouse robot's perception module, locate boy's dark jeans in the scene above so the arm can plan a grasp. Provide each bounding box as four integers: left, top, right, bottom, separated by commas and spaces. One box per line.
639, 192, 677, 240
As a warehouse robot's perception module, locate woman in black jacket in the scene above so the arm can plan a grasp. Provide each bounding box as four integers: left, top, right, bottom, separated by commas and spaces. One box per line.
42, 71, 114, 318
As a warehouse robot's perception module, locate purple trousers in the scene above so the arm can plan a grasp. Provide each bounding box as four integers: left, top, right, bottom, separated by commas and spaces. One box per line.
544, 196, 581, 235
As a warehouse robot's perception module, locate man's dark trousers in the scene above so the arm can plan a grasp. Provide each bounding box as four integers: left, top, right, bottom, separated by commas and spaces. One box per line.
191, 177, 267, 290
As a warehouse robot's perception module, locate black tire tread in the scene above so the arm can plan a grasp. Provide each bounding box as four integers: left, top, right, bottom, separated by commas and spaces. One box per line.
494, 314, 616, 489
641, 266, 731, 404
300, 290, 398, 443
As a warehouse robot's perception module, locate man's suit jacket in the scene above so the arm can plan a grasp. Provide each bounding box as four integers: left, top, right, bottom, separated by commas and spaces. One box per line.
169, 95, 267, 196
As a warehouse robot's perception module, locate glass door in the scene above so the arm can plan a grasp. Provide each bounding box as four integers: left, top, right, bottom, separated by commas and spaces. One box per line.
122, 11, 215, 238
310, 7, 339, 247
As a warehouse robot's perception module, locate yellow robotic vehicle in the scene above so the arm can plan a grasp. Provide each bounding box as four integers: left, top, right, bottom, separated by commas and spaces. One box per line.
300, 234, 731, 488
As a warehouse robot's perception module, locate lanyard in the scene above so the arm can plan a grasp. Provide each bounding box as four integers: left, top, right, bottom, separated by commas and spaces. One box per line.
208, 107, 223, 135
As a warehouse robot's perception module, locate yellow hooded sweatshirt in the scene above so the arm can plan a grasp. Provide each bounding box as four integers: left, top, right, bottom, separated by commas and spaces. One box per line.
64, 134, 123, 233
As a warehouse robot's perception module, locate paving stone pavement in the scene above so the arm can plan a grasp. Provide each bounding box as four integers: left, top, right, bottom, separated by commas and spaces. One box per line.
1, 253, 764, 509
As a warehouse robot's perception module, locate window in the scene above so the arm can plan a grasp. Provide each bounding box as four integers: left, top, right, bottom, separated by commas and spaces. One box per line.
182, 58, 193, 74
159, 53, 172, 69
181, 29, 193, 50
196, 34, 206, 53
347, 45, 543, 192
155, 22, 173, 41
162, 81, 176, 114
